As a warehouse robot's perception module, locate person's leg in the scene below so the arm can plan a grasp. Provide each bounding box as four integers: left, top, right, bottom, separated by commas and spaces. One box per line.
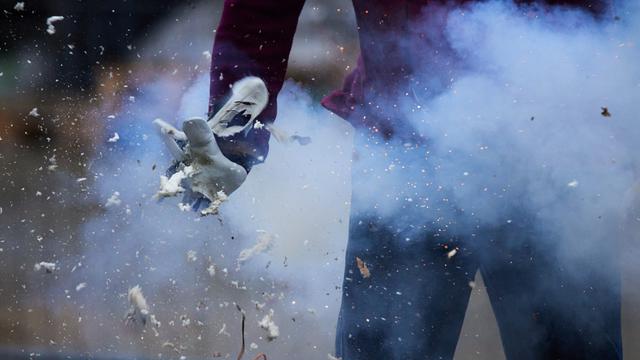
335, 212, 478, 360
480, 217, 622, 360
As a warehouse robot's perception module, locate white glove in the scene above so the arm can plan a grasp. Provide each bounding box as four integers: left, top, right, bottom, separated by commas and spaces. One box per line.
154, 76, 268, 214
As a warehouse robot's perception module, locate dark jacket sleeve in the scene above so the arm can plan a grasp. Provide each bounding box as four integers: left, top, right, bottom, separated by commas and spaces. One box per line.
209, 0, 306, 171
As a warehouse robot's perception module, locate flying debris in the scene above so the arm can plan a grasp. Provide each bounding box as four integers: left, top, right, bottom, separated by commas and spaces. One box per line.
447, 248, 458, 259
258, 309, 280, 341
207, 264, 216, 277
186, 250, 197, 263
291, 134, 312, 146
34, 261, 56, 273
13, 2, 25, 11
28, 107, 39, 117
355, 257, 370, 278
567, 180, 579, 188
47, 155, 58, 171
125, 285, 161, 335
162, 341, 182, 355
177, 203, 192, 212
155, 170, 187, 198
601, 106, 611, 117
237, 230, 274, 266
200, 190, 228, 216
253, 120, 265, 129
105, 191, 121, 207
75, 282, 87, 292
46, 16, 64, 35
107, 132, 120, 143
218, 323, 230, 337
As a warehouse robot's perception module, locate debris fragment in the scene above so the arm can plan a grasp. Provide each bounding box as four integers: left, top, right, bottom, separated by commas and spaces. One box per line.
601, 107, 611, 117
291, 135, 312, 146
355, 257, 370, 278
107, 132, 120, 143
28, 107, 39, 117
125, 285, 161, 335
177, 203, 191, 212
14, 2, 25, 11
156, 170, 187, 198
258, 309, 280, 342
186, 250, 197, 263
328, 355, 342, 360
218, 322, 230, 337
447, 248, 458, 259
252, 301, 266, 311
207, 264, 216, 277
200, 190, 228, 216
34, 261, 56, 273
105, 191, 121, 207
162, 342, 181, 355
75, 282, 87, 292
180, 314, 191, 327
46, 16, 64, 35
237, 230, 274, 266
47, 155, 58, 171
567, 180, 579, 188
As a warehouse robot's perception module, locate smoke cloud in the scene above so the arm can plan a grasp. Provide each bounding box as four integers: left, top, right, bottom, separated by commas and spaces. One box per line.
65, 1, 640, 359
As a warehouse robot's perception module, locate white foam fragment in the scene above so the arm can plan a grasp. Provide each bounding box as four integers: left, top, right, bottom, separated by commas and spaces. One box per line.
47, 155, 58, 171
186, 250, 197, 263
75, 282, 87, 292
218, 323, 230, 337
237, 230, 274, 265
46, 16, 64, 35
177, 203, 191, 212
447, 248, 458, 259
202, 50, 212, 60
200, 190, 228, 216
105, 191, 121, 207
14, 2, 24, 11
28, 108, 39, 117
34, 261, 56, 273
107, 132, 120, 143
567, 180, 579, 188
156, 170, 187, 198
258, 309, 280, 341
207, 264, 216, 277
125, 285, 161, 335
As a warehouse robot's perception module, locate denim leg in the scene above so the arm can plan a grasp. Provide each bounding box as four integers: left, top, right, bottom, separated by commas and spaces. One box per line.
335, 214, 478, 360
480, 218, 623, 360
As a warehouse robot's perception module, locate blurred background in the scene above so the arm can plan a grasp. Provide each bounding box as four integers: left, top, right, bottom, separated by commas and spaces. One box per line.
1, 1, 639, 359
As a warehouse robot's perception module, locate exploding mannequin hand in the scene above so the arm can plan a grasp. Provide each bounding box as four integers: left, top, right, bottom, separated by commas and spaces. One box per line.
154, 77, 268, 215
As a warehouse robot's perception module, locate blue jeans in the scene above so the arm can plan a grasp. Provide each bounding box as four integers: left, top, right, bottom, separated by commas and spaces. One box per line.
335, 133, 622, 360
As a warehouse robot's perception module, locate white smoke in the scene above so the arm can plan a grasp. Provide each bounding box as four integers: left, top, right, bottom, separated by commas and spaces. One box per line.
69, 1, 640, 359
